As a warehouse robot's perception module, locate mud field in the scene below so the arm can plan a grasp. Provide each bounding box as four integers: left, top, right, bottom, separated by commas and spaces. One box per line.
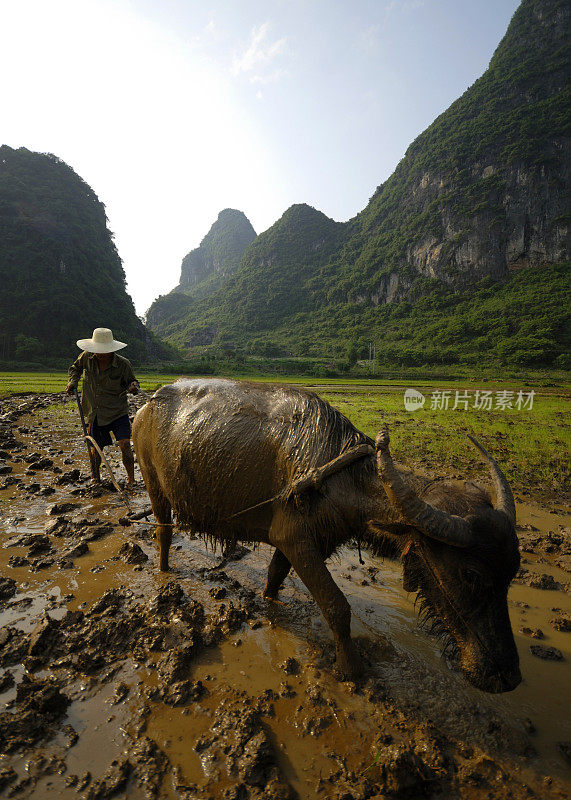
0, 392, 569, 800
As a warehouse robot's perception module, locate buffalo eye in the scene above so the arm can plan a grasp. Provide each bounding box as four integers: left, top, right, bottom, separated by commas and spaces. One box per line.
460, 567, 483, 592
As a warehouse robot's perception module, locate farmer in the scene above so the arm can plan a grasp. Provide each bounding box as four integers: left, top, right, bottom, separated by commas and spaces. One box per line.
65, 328, 140, 487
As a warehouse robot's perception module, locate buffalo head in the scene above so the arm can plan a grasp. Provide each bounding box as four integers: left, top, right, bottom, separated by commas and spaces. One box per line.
375, 430, 521, 693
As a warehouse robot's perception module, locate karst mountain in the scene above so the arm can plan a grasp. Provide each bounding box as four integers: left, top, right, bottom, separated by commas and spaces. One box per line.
0, 146, 169, 363
146, 0, 569, 368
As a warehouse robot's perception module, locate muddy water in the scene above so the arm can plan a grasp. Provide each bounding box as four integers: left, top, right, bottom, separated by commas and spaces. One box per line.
0, 395, 569, 799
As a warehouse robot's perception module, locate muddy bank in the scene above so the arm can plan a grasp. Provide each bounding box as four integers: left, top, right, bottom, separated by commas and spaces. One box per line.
0, 392, 569, 799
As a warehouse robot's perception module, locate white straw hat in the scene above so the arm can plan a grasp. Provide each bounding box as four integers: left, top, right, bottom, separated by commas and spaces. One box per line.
76, 328, 127, 354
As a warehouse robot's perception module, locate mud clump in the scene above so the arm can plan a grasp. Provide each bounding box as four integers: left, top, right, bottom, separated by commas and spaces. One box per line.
128, 737, 170, 799
17, 582, 209, 679
48, 501, 78, 515
550, 616, 571, 632
119, 540, 148, 564
0, 576, 17, 601
25, 534, 53, 557
459, 755, 507, 788
0, 767, 18, 792
527, 573, 562, 591
27, 614, 60, 657
195, 694, 294, 798
0, 676, 70, 753
0, 627, 30, 668
519, 626, 544, 639
78, 736, 170, 800
85, 759, 131, 800
315, 722, 451, 800
371, 741, 440, 796
281, 657, 300, 675
215, 600, 248, 632
0, 671, 15, 693
156, 643, 202, 684
518, 526, 570, 556
148, 678, 206, 707
56, 468, 81, 485
529, 644, 564, 661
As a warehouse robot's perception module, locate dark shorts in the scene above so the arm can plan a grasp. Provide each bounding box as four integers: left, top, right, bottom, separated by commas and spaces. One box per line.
89, 414, 131, 449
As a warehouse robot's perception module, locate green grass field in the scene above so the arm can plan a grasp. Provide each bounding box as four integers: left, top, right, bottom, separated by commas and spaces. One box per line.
318, 386, 569, 498
1, 371, 569, 498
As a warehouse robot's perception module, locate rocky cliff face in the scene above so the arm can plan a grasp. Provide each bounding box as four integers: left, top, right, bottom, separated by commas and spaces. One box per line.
402, 159, 567, 287
346, 0, 569, 306
178, 209, 256, 291
145, 0, 568, 361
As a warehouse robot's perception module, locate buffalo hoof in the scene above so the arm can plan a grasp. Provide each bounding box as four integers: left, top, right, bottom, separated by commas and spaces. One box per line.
334, 646, 364, 682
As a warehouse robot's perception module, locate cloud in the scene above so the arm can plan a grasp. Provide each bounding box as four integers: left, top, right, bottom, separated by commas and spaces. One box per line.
359, 23, 382, 53
250, 68, 287, 86
232, 22, 287, 84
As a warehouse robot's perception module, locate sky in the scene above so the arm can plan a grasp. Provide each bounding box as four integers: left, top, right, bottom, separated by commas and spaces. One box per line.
1, 0, 520, 316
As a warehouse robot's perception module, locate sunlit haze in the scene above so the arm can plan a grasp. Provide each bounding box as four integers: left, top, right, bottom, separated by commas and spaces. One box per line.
2, 0, 519, 316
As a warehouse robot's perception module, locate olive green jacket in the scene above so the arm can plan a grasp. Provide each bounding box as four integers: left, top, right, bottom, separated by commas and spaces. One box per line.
68, 351, 138, 425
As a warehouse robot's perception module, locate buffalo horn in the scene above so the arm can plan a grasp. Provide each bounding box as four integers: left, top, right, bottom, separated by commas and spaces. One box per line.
375, 430, 474, 548
467, 434, 516, 525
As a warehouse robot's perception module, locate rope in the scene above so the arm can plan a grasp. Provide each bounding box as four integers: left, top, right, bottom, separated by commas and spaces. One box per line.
121, 443, 375, 530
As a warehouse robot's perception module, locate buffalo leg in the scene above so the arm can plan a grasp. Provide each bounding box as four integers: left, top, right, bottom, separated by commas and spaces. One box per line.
140, 467, 172, 571
263, 549, 291, 599
276, 534, 362, 679
157, 521, 172, 572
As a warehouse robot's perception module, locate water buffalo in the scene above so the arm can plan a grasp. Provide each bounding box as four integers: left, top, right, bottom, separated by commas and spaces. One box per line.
132, 378, 521, 692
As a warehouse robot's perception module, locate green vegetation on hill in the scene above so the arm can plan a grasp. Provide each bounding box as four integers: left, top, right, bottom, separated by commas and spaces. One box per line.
151, 262, 569, 372
0, 146, 169, 365
148, 203, 344, 347
149, 0, 569, 369
264, 262, 570, 370
146, 209, 257, 335
334, 0, 569, 296
213, 204, 345, 340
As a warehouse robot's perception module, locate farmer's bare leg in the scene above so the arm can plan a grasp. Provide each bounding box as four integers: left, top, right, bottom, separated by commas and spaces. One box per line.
263, 548, 291, 599
118, 438, 135, 485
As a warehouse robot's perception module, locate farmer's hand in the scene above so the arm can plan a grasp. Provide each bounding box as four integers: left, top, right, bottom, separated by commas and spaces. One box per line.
65, 383, 76, 396
128, 381, 139, 395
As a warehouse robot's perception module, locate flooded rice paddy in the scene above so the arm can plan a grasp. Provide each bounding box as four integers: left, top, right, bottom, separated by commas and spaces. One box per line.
0, 392, 569, 799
